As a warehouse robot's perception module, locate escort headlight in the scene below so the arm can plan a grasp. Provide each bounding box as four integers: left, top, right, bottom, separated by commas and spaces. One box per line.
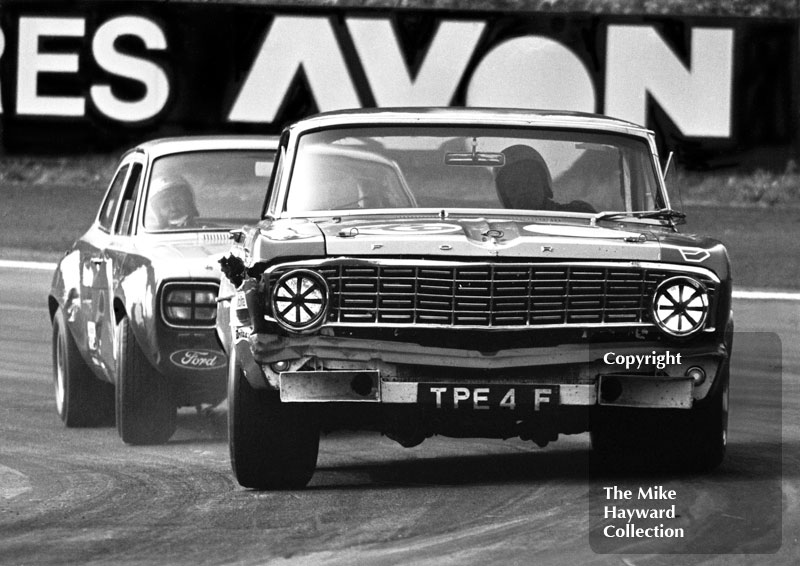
271, 269, 329, 331
650, 276, 709, 338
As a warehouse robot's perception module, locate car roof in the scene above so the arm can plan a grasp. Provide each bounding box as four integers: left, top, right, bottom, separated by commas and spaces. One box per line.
288, 107, 652, 138
127, 135, 280, 160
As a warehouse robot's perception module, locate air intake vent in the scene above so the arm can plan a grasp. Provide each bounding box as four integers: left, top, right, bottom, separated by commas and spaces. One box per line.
200, 232, 232, 245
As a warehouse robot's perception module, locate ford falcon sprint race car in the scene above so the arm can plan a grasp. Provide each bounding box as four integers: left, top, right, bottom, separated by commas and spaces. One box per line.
49, 136, 278, 445
218, 108, 733, 489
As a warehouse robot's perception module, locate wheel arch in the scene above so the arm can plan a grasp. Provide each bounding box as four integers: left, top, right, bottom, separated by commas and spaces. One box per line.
49, 249, 81, 320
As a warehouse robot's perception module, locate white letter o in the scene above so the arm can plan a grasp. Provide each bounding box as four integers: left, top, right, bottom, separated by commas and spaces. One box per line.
467, 36, 596, 112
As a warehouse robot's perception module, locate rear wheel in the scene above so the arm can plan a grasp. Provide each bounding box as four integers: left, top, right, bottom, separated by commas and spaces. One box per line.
51, 308, 115, 427
115, 316, 176, 445
228, 349, 320, 489
591, 366, 729, 472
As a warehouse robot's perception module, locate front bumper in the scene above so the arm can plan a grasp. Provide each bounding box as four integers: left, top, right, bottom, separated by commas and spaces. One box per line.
279, 371, 695, 410
238, 332, 728, 410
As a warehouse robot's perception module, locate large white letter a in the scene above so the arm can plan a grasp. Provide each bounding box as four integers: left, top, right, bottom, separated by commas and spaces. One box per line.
228, 16, 360, 123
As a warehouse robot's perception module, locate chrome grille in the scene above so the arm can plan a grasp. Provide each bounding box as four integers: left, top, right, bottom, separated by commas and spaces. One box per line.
268, 262, 718, 329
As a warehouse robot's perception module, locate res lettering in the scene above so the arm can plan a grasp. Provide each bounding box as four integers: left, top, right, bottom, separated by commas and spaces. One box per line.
14, 16, 168, 121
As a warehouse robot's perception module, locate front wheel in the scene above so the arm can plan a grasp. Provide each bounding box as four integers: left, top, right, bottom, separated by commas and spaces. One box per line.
51, 308, 115, 427
228, 349, 320, 489
115, 316, 176, 445
591, 367, 729, 472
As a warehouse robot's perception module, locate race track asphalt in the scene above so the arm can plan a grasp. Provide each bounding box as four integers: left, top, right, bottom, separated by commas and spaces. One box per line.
0, 266, 797, 565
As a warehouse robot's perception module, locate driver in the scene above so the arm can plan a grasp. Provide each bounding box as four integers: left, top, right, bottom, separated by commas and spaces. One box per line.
146, 178, 199, 229
496, 145, 595, 213
495, 145, 553, 210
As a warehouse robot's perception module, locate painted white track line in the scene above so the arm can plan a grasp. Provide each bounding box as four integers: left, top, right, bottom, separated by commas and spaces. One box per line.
2, 259, 799, 301
733, 290, 800, 301
0, 259, 58, 271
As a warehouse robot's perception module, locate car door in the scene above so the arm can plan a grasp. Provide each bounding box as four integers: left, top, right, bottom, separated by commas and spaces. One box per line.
95, 159, 145, 379
79, 162, 131, 381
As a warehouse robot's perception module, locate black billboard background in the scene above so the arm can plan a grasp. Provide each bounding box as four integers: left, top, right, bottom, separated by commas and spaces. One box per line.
0, 1, 797, 170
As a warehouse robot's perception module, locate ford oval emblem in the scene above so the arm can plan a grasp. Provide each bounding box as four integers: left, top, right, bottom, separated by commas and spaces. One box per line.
169, 349, 227, 371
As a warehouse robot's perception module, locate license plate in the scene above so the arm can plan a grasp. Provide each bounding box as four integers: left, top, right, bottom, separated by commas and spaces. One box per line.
417, 384, 559, 411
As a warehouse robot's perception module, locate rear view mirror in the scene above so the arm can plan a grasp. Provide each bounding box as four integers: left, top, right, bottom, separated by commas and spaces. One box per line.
444, 136, 505, 167
445, 152, 505, 167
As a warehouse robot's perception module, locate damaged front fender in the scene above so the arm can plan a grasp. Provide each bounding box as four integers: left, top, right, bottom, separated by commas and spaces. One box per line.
235, 339, 270, 390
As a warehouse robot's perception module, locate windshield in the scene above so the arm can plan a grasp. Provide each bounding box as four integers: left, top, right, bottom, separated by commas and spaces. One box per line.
284, 127, 662, 215
143, 150, 274, 231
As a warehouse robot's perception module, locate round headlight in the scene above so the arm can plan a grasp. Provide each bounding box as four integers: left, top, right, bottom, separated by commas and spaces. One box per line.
651, 276, 709, 337
271, 269, 329, 331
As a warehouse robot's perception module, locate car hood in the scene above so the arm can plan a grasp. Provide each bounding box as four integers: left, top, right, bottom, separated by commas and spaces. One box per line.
316, 216, 664, 261
132, 233, 231, 279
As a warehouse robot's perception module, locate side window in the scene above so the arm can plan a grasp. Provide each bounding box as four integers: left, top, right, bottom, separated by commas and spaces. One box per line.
114, 162, 143, 235
98, 165, 129, 232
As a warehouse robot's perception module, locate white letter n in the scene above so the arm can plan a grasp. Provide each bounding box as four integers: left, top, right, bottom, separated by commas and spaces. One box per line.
605, 25, 733, 137
228, 16, 360, 123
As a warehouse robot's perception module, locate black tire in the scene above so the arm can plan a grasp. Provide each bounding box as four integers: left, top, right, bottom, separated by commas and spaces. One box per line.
115, 316, 176, 445
228, 349, 320, 489
51, 308, 115, 427
591, 366, 729, 472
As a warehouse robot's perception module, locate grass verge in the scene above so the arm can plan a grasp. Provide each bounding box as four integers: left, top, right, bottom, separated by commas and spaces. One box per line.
678, 164, 800, 209
682, 205, 800, 290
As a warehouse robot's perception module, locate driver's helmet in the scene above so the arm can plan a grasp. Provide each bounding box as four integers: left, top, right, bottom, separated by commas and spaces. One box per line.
495, 145, 553, 210
146, 178, 199, 229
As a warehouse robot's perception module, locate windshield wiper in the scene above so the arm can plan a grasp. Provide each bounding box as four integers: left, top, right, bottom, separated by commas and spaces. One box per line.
590, 208, 686, 225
